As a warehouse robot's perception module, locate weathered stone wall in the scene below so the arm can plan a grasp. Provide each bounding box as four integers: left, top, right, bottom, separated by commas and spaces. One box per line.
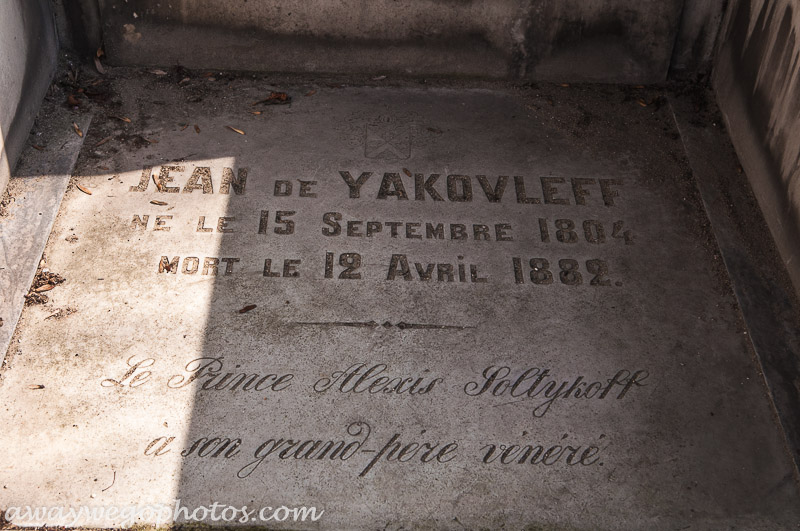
92, 0, 693, 83
714, 0, 800, 297
0, 0, 58, 195
670, 0, 727, 79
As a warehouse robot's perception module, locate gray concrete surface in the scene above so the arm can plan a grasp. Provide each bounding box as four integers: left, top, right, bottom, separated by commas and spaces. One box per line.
714, 0, 800, 300
0, 0, 58, 196
93, 0, 687, 83
0, 70, 798, 529
671, 90, 800, 480
0, 112, 90, 374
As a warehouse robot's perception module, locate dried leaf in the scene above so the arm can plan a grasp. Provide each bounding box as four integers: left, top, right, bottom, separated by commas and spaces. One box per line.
111, 115, 132, 123
94, 56, 106, 74
98, 166, 110, 171
202, 71, 214, 77
560, 83, 570, 87
35, 284, 55, 292
76, 184, 92, 195
179, 77, 191, 84
72, 122, 83, 137
28, 384, 45, 390
252, 91, 290, 105
250, 111, 262, 115
637, 99, 648, 107
144, 137, 159, 144
150, 69, 168, 76
94, 136, 113, 147
32, 144, 45, 151
67, 94, 81, 106
153, 174, 163, 192
305, 90, 317, 97
96, 47, 104, 58
180, 124, 190, 131
150, 200, 167, 206
239, 304, 257, 314
402, 168, 412, 177
194, 124, 201, 134
226, 125, 245, 135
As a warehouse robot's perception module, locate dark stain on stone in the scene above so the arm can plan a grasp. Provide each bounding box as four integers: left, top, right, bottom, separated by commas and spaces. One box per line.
519, 3, 681, 82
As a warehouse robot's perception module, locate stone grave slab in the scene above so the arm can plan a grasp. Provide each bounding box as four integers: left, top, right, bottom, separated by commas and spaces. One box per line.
1, 79, 798, 530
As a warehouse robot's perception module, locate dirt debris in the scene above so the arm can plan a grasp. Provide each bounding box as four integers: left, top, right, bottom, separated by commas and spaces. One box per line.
0, 190, 14, 217
25, 269, 66, 306
45, 307, 77, 320
252, 91, 291, 105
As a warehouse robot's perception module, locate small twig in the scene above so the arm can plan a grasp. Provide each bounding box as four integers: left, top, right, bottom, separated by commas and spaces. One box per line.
101, 471, 116, 492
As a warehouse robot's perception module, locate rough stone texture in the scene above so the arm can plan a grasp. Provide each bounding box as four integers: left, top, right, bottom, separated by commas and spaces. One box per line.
669, 0, 727, 79
0, 112, 91, 367
519, 0, 683, 82
0, 0, 58, 195
671, 90, 800, 483
51, 0, 104, 58
714, 0, 800, 300
0, 71, 798, 529
95, 0, 684, 83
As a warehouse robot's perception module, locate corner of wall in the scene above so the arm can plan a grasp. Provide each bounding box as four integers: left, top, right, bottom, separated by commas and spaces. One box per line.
0, 0, 59, 195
